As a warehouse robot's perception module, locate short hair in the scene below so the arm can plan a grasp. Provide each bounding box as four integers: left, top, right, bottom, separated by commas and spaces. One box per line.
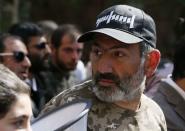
172, 39, 185, 80
38, 20, 58, 36
139, 42, 154, 58
0, 64, 30, 118
0, 33, 22, 62
51, 24, 82, 49
8, 22, 43, 45
0, 33, 21, 53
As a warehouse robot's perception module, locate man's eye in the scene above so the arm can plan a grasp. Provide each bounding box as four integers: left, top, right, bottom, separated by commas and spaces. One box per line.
92, 48, 103, 56
77, 49, 82, 54
13, 119, 24, 129
113, 51, 125, 57
63, 48, 73, 53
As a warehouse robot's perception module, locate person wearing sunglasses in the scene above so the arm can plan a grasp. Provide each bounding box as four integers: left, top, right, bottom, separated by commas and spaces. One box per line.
8, 22, 51, 117
0, 34, 31, 81
8, 22, 51, 72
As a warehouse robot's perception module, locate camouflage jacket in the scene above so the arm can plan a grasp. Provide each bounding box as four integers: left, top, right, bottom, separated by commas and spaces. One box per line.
42, 80, 167, 131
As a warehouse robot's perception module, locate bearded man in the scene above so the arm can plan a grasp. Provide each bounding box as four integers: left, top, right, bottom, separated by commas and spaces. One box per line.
41, 5, 166, 131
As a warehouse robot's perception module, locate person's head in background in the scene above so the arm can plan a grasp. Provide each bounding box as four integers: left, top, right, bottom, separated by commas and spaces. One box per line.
172, 38, 185, 91
0, 33, 31, 80
37, 20, 58, 44
0, 64, 32, 131
51, 24, 83, 71
8, 22, 51, 73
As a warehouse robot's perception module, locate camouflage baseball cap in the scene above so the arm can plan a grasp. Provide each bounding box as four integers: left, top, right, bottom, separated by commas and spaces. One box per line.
78, 5, 156, 48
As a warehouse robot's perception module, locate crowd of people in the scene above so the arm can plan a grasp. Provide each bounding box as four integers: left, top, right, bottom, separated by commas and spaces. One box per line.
0, 4, 184, 131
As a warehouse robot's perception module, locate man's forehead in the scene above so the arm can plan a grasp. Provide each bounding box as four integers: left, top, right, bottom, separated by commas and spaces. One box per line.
61, 35, 83, 47
61, 34, 76, 44
5, 94, 32, 119
4, 37, 20, 45
5, 39, 27, 51
61, 42, 82, 49
29, 36, 46, 43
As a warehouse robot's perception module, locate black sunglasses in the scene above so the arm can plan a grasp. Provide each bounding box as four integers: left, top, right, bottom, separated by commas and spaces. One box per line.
35, 42, 47, 49
0, 51, 27, 62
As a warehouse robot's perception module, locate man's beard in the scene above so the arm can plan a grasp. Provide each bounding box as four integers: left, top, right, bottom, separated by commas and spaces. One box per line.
29, 55, 50, 72
55, 55, 76, 72
92, 60, 146, 103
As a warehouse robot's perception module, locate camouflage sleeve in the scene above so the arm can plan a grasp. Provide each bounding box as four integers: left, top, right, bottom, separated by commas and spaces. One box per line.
40, 89, 70, 115
40, 80, 93, 115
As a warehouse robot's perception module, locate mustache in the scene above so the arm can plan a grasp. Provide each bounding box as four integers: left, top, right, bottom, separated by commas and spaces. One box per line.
94, 72, 120, 83
43, 54, 50, 60
93, 72, 129, 93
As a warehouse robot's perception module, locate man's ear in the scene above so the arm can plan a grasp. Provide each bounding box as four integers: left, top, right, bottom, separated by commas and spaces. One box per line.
144, 49, 161, 77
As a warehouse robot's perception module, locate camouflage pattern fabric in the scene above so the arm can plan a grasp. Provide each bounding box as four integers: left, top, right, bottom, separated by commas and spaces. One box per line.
42, 80, 167, 131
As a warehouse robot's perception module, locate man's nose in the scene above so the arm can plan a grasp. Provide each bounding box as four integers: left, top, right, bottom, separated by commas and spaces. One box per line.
97, 55, 113, 73
22, 56, 31, 68
44, 44, 51, 55
72, 50, 80, 60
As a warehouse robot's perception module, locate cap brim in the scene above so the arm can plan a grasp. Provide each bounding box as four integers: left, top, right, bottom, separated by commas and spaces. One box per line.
78, 28, 143, 44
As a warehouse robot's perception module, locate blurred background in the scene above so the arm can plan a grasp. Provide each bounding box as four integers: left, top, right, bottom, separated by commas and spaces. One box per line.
0, 0, 185, 61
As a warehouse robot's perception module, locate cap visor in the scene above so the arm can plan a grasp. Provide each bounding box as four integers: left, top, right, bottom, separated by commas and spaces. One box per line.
78, 28, 143, 44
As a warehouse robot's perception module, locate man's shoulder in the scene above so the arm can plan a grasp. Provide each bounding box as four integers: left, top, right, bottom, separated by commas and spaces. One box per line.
87, 95, 167, 131
141, 94, 164, 114
41, 80, 94, 114
140, 95, 166, 123
53, 80, 94, 103
137, 95, 167, 130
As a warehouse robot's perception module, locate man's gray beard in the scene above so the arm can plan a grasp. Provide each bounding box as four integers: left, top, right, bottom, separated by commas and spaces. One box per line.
92, 61, 146, 103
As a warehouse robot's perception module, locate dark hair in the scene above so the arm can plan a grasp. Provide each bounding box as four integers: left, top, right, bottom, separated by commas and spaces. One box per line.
0, 33, 8, 53
0, 64, 30, 118
38, 20, 58, 37
0, 33, 22, 62
51, 24, 81, 48
172, 39, 185, 80
174, 17, 185, 39
8, 22, 43, 45
0, 33, 22, 52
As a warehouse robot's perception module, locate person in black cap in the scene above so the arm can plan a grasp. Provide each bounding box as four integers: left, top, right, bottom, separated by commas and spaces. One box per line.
41, 5, 166, 131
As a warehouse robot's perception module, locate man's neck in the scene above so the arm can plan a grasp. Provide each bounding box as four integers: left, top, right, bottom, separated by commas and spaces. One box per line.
114, 97, 141, 111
